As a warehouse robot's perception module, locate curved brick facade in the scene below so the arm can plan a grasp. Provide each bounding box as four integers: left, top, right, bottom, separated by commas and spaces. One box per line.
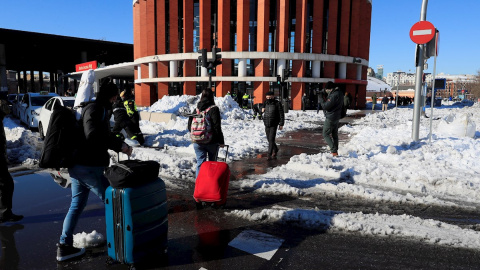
133, 0, 372, 109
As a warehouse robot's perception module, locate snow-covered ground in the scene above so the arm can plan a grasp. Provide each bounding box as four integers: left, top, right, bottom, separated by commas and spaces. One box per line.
5, 95, 480, 250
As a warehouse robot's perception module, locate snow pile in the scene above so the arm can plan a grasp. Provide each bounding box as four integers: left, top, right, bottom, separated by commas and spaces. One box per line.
227, 208, 480, 249
3, 117, 41, 165
73, 230, 105, 248
436, 113, 476, 138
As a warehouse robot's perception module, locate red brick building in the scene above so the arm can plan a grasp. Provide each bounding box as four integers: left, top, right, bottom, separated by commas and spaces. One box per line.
133, 0, 372, 109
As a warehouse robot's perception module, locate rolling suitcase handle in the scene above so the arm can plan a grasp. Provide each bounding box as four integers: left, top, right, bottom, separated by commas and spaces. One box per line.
215, 145, 229, 162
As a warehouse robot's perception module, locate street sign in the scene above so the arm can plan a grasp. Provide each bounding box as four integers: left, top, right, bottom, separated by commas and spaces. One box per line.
409, 21, 435, 44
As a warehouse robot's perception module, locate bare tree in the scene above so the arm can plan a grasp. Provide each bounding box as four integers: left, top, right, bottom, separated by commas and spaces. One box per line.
469, 70, 480, 99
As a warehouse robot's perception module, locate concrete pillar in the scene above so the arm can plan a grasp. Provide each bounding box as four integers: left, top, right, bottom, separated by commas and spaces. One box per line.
238, 59, 247, 77
312, 61, 321, 78
277, 59, 286, 76
149, 63, 156, 78
356, 64, 362, 80
30, 71, 35, 92
17, 72, 21, 93
137, 65, 142, 80
169, 61, 178, 78
39, 71, 44, 91
338, 63, 347, 79
22, 71, 27, 93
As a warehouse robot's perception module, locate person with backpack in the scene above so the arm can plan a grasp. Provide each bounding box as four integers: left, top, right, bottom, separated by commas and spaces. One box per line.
56, 80, 133, 262
188, 89, 225, 178
0, 98, 23, 224
318, 81, 343, 156
262, 91, 285, 160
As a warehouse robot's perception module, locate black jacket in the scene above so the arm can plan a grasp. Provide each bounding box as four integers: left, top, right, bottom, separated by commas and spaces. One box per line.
319, 87, 343, 121
187, 100, 225, 145
74, 101, 123, 167
262, 98, 285, 127
112, 99, 141, 136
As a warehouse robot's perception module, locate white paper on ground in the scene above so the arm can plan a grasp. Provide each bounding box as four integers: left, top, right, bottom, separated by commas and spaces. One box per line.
228, 230, 284, 260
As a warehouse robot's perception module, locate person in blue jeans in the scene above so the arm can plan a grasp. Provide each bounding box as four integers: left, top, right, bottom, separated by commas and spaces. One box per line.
188, 89, 225, 178
57, 80, 132, 262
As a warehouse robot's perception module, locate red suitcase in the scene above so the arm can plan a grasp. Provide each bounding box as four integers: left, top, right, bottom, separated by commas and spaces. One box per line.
193, 146, 230, 208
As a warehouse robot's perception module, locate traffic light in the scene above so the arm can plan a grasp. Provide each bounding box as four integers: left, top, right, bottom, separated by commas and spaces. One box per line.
199, 48, 208, 68
207, 62, 214, 75
276, 75, 282, 85
212, 47, 222, 67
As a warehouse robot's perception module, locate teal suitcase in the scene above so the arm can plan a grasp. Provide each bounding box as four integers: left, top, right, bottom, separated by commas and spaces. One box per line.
105, 178, 168, 264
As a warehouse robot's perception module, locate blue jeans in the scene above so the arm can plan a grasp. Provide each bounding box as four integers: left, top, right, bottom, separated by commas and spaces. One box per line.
60, 165, 109, 245
193, 143, 219, 179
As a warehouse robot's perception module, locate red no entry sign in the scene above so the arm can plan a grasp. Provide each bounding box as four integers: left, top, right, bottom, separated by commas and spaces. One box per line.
410, 21, 435, 44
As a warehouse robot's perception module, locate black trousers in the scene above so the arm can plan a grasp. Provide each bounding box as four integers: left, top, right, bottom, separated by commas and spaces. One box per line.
265, 126, 279, 157
0, 161, 14, 218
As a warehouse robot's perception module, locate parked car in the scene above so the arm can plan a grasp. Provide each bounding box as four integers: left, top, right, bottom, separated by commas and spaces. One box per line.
38, 96, 75, 140
12, 94, 24, 118
18, 92, 59, 130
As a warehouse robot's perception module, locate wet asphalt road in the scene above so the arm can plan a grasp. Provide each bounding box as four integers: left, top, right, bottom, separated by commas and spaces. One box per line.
3, 112, 480, 269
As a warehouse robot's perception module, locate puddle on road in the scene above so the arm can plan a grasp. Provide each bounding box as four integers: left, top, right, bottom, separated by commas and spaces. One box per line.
229, 128, 349, 181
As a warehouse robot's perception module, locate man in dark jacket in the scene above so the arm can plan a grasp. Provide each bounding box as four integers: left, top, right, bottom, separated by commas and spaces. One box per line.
318, 81, 343, 156
0, 99, 23, 224
262, 91, 285, 160
57, 81, 132, 262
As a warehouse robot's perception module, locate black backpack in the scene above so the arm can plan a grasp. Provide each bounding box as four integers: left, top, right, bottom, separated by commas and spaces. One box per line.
39, 106, 83, 170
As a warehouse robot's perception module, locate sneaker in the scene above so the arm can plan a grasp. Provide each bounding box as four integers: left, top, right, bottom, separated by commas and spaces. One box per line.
0, 213, 23, 223
56, 243, 85, 262
332, 152, 338, 157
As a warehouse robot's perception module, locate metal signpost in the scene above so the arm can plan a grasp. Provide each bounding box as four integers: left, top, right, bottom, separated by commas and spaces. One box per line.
409, 0, 434, 141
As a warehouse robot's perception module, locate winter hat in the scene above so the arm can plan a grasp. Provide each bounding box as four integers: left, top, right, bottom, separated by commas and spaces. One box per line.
325, 81, 334, 89
266, 91, 274, 96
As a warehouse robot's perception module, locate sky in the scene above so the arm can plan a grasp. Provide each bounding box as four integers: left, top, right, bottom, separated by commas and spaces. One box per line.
1, 0, 479, 77
5, 94, 480, 250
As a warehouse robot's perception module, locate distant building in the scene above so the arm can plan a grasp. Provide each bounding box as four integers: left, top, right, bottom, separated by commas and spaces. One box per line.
376, 65, 384, 81
132, 0, 373, 109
